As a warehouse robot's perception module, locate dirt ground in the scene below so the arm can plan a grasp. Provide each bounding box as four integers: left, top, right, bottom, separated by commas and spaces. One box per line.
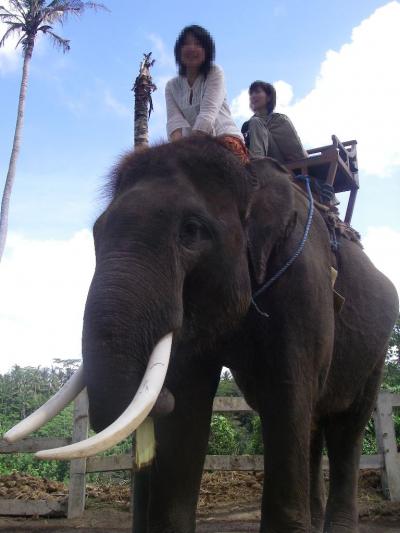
0, 471, 399, 531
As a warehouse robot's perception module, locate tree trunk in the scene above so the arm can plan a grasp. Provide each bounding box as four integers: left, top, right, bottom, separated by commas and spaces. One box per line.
133, 53, 156, 149
0, 41, 34, 262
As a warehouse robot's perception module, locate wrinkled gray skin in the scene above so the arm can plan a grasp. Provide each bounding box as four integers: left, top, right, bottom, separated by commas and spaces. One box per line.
83, 137, 398, 533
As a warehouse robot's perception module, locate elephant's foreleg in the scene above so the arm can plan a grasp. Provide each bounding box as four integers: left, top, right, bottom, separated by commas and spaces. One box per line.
310, 425, 326, 533
258, 386, 313, 533
137, 361, 221, 533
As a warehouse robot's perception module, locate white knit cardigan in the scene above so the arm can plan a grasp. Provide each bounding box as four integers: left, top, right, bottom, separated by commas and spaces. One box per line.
165, 64, 243, 141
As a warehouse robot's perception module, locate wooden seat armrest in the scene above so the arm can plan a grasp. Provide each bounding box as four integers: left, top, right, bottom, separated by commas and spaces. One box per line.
332, 135, 350, 167
307, 144, 335, 156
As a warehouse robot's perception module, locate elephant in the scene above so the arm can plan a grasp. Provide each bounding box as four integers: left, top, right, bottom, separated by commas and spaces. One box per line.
5, 136, 398, 532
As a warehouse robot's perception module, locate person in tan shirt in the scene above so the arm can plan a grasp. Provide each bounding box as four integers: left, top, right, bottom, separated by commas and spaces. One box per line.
242, 81, 307, 163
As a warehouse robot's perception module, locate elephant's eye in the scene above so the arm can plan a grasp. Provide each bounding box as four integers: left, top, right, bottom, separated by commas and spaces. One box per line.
179, 218, 212, 248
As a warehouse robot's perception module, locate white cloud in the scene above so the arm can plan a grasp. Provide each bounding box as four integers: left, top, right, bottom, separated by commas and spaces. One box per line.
0, 1, 21, 74
273, 80, 294, 108
364, 226, 400, 297
104, 88, 130, 118
231, 89, 250, 120
231, 2, 400, 177
0, 230, 95, 373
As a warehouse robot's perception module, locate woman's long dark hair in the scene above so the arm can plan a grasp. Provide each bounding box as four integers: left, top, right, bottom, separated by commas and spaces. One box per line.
174, 25, 215, 77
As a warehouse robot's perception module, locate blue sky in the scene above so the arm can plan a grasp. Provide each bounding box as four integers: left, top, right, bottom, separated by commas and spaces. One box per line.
0, 0, 399, 370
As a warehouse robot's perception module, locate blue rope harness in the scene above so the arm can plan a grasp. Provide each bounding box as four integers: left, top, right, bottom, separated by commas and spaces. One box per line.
251, 174, 315, 317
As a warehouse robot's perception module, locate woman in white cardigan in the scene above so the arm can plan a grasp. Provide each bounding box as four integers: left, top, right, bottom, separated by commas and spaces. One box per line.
165, 25, 249, 164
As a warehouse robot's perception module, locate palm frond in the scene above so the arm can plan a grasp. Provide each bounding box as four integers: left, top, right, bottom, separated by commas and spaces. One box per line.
14, 32, 26, 49
0, 8, 24, 24
8, 0, 26, 18
43, 1, 108, 24
0, 5, 18, 17
0, 14, 22, 25
0, 23, 22, 48
43, 4, 81, 26
81, 2, 109, 11
45, 29, 70, 52
37, 24, 52, 32
42, 10, 67, 26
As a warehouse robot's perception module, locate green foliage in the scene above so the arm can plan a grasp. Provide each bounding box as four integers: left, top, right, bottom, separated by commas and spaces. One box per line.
381, 317, 400, 446
382, 362, 400, 393
208, 415, 239, 455
388, 317, 400, 359
216, 370, 256, 453
362, 418, 378, 455
0, 451, 69, 481
216, 370, 241, 397
246, 416, 263, 455
0, 361, 79, 481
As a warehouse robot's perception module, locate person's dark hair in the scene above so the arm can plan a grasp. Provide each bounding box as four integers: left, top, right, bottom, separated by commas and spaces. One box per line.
249, 81, 276, 114
174, 25, 215, 77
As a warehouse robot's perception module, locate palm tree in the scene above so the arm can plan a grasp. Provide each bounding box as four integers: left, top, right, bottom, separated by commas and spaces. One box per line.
132, 51, 156, 148
0, 1, 106, 262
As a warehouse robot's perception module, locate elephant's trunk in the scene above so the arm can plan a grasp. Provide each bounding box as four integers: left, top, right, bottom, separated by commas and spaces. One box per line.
83, 256, 182, 432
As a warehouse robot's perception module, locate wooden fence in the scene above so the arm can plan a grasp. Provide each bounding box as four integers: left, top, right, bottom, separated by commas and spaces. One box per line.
1, 391, 400, 518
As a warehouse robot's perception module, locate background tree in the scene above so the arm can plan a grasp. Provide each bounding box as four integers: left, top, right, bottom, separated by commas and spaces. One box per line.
217, 369, 241, 397
0, 0, 106, 262
388, 316, 400, 362
208, 415, 239, 455
382, 316, 400, 393
132, 51, 156, 148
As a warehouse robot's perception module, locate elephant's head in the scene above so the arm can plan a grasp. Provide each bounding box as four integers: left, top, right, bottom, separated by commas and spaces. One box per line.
4, 136, 296, 458
83, 137, 254, 432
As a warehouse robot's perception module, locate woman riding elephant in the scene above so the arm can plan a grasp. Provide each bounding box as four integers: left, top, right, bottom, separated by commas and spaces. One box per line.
242, 80, 308, 163
165, 24, 249, 164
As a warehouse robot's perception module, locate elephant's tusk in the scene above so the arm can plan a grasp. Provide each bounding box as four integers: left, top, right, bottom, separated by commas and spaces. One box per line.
34, 333, 173, 460
3, 366, 85, 443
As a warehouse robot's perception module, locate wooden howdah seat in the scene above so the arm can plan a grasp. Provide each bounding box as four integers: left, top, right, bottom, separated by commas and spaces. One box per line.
285, 135, 359, 224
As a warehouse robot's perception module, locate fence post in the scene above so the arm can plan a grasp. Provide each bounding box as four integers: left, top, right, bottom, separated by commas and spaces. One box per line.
67, 390, 89, 518
374, 391, 400, 501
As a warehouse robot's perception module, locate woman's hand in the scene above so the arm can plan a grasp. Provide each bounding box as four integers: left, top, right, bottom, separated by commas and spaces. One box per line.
192, 130, 208, 137
171, 129, 183, 141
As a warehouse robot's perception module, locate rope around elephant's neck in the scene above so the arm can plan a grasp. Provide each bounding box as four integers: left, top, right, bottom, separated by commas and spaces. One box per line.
251, 175, 315, 318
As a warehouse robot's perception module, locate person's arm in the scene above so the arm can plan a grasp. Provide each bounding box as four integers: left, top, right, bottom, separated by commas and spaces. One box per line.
192, 65, 226, 135
248, 117, 268, 160
165, 80, 191, 141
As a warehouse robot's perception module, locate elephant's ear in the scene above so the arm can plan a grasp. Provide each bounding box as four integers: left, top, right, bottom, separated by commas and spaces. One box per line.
246, 158, 296, 285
